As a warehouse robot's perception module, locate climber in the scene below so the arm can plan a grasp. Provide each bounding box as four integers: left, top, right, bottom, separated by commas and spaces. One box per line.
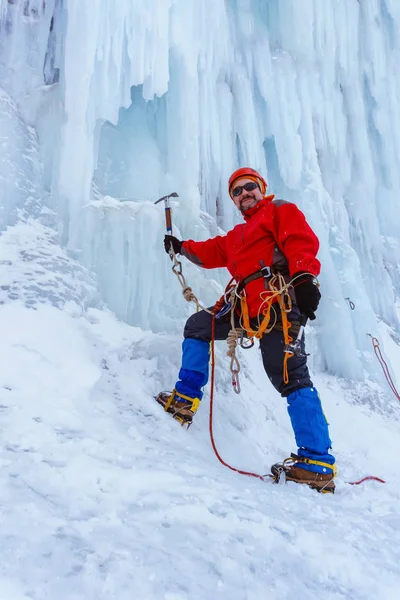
157, 167, 336, 493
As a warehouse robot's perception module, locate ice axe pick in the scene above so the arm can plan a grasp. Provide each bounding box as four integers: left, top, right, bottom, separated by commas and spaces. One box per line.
154, 192, 179, 259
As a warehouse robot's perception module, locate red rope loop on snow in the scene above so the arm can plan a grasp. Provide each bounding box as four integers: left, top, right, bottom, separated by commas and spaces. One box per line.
347, 476, 386, 485
368, 335, 400, 401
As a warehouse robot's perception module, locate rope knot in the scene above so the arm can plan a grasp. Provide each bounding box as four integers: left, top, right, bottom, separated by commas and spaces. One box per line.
182, 286, 195, 302
226, 328, 242, 358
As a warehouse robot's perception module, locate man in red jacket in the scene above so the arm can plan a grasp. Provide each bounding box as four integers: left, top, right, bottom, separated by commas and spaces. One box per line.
159, 167, 336, 493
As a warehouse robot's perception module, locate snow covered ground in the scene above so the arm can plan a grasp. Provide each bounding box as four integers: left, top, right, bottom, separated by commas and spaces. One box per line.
1, 221, 400, 600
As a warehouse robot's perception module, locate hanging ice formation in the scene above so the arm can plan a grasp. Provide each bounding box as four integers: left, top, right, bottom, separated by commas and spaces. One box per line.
1, 0, 400, 386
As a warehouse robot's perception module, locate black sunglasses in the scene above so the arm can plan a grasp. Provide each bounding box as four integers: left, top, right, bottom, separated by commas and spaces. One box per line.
231, 181, 260, 197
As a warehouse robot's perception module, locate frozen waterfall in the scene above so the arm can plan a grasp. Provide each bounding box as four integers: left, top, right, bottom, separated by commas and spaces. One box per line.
1, 0, 400, 383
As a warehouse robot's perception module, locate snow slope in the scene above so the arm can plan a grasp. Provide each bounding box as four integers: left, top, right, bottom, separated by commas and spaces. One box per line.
1, 222, 400, 600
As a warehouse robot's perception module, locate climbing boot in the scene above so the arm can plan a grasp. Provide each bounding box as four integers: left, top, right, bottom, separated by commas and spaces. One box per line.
271, 454, 336, 494
155, 389, 200, 428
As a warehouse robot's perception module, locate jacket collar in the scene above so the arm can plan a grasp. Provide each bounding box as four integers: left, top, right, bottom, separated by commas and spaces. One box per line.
242, 194, 275, 221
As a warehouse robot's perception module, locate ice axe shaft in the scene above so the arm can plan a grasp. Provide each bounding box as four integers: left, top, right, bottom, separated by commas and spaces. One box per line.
154, 192, 179, 235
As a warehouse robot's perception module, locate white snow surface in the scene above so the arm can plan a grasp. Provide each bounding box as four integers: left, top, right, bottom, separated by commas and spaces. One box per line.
1, 1, 400, 598
1, 223, 400, 600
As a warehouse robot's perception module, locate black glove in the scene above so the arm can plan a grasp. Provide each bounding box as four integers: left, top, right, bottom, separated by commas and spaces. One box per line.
293, 272, 321, 320
164, 235, 183, 255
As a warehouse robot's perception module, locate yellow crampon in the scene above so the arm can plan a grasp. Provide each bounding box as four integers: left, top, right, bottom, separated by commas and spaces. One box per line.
283, 454, 338, 477
163, 389, 200, 428
271, 454, 337, 494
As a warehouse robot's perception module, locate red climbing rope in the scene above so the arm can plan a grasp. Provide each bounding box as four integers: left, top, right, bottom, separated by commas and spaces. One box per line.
209, 312, 265, 481
347, 476, 386, 485
369, 335, 400, 401
207, 313, 387, 488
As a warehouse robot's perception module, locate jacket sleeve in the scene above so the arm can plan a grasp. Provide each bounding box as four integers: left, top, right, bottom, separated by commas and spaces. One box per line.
181, 235, 228, 269
272, 202, 321, 276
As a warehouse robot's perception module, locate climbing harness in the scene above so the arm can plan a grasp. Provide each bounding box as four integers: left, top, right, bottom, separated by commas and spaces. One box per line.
211, 270, 308, 393
238, 271, 312, 385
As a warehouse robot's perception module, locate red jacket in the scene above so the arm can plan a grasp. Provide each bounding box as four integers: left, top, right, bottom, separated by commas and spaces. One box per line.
182, 197, 320, 317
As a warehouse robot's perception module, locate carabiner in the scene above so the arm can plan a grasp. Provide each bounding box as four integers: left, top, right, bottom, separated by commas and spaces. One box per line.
239, 330, 254, 349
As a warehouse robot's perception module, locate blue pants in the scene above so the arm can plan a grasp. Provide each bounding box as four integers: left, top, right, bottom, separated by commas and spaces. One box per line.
287, 388, 335, 473
175, 309, 335, 473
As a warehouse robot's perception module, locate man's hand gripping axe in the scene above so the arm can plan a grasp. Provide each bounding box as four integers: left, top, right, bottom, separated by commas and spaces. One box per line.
154, 192, 184, 280
155, 192, 206, 313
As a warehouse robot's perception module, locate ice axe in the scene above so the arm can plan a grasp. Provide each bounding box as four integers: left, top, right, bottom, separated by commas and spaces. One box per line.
155, 192, 201, 308
154, 192, 179, 259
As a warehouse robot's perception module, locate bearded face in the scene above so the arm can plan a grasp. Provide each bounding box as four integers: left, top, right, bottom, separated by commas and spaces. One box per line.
231, 178, 264, 212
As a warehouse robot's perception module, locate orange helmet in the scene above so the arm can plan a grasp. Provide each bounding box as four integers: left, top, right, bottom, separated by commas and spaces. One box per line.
228, 167, 267, 198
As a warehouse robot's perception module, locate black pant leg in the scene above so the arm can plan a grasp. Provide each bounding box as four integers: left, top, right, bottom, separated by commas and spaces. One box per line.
259, 328, 313, 397
184, 308, 312, 398
183, 308, 240, 342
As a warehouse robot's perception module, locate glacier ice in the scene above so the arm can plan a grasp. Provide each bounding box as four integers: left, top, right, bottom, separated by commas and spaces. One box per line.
1, 0, 400, 386
0, 88, 43, 229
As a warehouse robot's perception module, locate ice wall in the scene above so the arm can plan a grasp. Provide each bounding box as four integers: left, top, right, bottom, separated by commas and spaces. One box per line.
0, 0, 59, 97
0, 88, 43, 229
1, 0, 400, 383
